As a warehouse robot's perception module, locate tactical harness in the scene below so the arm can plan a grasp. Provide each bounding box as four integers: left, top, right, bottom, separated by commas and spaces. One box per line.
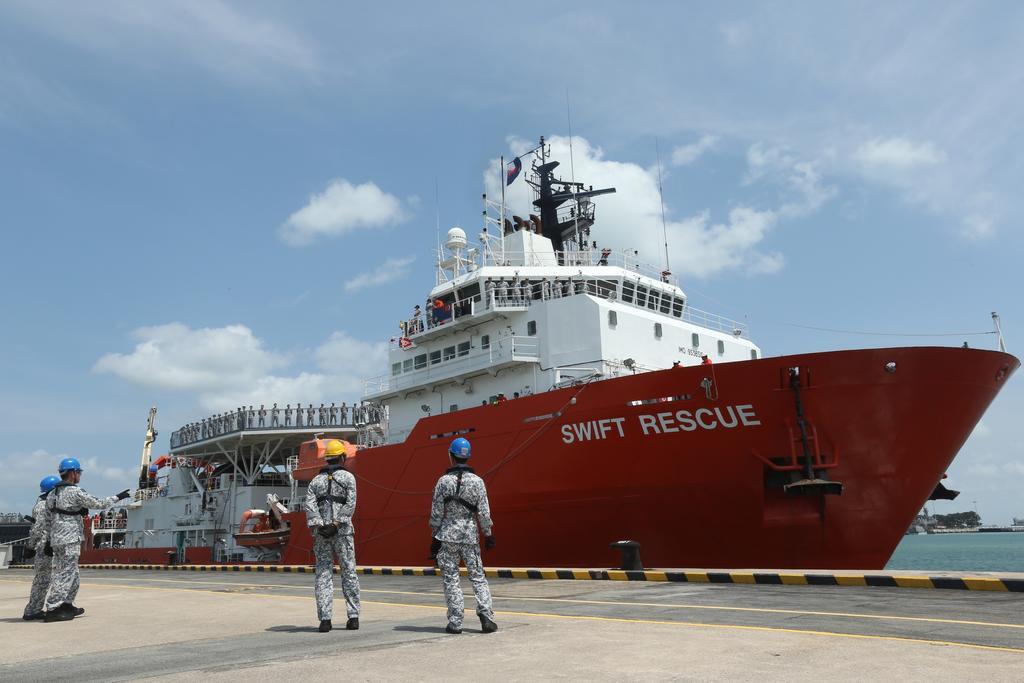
49, 482, 88, 517
443, 466, 479, 514
315, 471, 348, 538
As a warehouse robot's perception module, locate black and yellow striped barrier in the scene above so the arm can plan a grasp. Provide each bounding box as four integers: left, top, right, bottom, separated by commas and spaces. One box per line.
9, 563, 1023, 591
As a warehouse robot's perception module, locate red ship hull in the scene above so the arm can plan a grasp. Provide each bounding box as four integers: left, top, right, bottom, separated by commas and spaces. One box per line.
280, 346, 1016, 570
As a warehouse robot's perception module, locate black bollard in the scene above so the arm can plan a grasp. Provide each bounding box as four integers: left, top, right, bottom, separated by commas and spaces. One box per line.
609, 540, 643, 570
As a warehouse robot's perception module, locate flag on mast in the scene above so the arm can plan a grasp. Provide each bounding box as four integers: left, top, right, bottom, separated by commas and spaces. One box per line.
506, 156, 522, 186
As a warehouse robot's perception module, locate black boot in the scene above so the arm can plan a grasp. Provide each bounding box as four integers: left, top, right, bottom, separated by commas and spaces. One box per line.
480, 615, 498, 633
445, 623, 462, 634
22, 612, 44, 621
63, 603, 85, 616
346, 617, 359, 630
44, 605, 74, 623
318, 619, 332, 633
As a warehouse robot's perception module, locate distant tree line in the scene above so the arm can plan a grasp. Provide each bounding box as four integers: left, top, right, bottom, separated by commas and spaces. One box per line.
934, 511, 981, 528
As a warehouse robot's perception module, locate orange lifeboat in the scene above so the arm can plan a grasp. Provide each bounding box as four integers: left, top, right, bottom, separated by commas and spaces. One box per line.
233, 495, 292, 549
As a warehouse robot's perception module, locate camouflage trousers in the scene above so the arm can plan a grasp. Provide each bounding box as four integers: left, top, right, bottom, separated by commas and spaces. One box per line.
313, 533, 360, 621
44, 543, 81, 612
437, 542, 493, 629
23, 547, 52, 617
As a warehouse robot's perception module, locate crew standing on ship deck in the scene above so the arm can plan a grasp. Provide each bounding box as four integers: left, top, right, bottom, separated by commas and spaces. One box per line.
43, 458, 129, 622
22, 476, 60, 620
303, 440, 361, 633
429, 437, 498, 634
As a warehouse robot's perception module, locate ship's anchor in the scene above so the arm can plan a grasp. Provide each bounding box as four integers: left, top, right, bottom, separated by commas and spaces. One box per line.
784, 368, 843, 496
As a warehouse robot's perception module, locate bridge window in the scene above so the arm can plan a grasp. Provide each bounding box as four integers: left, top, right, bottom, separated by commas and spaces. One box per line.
671, 298, 683, 318
691, 333, 700, 348
636, 285, 648, 308
654, 323, 663, 338
481, 334, 490, 350
457, 341, 471, 357
443, 346, 456, 361
717, 339, 725, 355
647, 289, 659, 311
527, 321, 537, 336
430, 350, 441, 365
402, 358, 414, 372
659, 293, 671, 314
414, 354, 427, 369
392, 362, 402, 376
622, 281, 635, 304
608, 310, 617, 327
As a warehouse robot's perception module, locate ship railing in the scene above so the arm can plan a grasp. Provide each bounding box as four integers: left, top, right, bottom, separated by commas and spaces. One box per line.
133, 487, 162, 502
477, 245, 678, 286
680, 305, 748, 337
169, 403, 384, 449
91, 518, 127, 530
367, 334, 539, 396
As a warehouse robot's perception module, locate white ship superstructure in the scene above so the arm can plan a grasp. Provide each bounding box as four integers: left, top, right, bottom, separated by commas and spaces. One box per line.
366, 140, 759, 441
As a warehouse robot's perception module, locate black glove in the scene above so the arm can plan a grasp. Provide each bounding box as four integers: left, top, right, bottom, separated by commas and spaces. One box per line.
44, 542, 53, 557
484, 535, 496, 551
316, 524, 338, 539
24, 547, 36, 560
116, 489, 131, 500
429, 538, 442, 559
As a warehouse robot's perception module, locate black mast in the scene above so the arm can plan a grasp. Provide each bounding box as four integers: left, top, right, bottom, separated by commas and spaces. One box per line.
527, 136, 616, 253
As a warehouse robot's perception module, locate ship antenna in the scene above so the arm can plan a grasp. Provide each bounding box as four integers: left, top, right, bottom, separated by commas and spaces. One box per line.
655, 138, 671, 279
435, 177, 442, 282
566, 88, 581, 250
992, 311, 1006, 352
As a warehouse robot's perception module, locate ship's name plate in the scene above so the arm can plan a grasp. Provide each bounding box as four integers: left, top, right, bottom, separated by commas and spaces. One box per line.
560, 404, 760, 444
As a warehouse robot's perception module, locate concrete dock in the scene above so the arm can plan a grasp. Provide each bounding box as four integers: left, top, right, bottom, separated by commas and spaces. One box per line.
2, 569, 1022, 680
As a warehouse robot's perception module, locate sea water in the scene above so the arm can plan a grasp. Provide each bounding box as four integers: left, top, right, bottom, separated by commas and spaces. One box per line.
886, 532, 1024, 572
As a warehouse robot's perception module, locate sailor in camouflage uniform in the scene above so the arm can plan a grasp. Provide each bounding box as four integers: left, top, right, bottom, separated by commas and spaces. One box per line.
22, 476, 61, 620
43, 458, 129, 622
430, 437, 497, 634
304, 439, 361, 633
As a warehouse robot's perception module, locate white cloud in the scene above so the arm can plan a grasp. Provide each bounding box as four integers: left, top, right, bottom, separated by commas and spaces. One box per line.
671, 134, 718, 166
674, 208, 783, 277
961, 211, 995, 241
344, 256, 416, 292
3, 1, 318, 85
745, 143, 838, 218
279, 178, 409, 246
487, 135, 789, 280
95, 324, 387, 413
93, 323, 287, 394
853, 137, 947, 170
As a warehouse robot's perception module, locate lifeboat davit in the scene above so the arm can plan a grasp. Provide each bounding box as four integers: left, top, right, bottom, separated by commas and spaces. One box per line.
234, 494, 292, 549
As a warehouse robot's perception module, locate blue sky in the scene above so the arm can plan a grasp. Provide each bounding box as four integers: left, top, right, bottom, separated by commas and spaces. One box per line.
1, 1, 1021, 523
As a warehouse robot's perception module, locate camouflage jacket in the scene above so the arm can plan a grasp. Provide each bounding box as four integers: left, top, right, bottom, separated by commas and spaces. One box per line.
28, 497, 48, 548
45, 484, 117, 547
430, 465, 493, 545
304, 468, 356, 536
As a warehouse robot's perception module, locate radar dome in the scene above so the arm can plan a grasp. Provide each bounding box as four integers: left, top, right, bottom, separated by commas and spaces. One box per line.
446, 227, 467, 250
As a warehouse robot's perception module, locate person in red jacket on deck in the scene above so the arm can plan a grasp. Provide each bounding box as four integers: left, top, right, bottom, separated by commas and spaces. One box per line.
701, 354, 713, 366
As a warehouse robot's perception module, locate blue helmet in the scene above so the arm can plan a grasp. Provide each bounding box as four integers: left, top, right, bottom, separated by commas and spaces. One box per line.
449, 437, 471, 460
58, 457, 82, 473
39, 475, 60, 493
